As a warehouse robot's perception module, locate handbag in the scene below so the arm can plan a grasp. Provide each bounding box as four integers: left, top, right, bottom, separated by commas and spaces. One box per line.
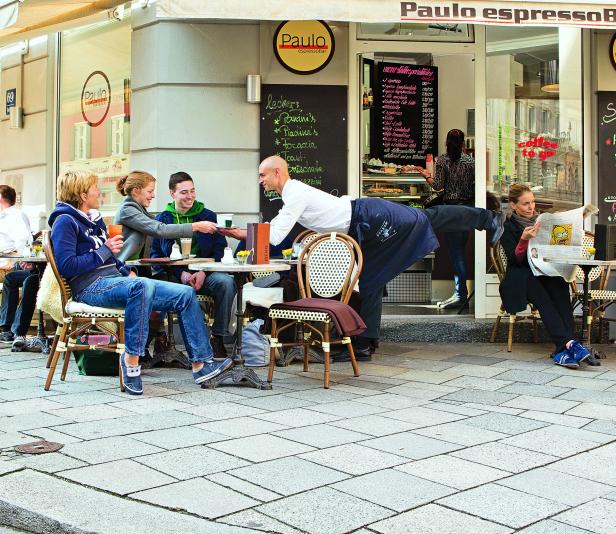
423, 188, 445, 208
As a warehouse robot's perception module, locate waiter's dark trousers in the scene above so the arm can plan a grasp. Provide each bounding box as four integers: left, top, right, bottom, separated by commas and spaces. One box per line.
526, 275, 574, 350
358, 287, 385, 340
424, 205, 493, 233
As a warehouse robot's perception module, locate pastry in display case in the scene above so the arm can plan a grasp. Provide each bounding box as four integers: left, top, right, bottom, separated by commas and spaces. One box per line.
362, 158, 430, 206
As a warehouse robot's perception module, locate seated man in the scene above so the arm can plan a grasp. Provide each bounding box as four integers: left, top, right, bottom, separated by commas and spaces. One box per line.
0, 185, 38, 351
150, 171, 235, 358
49, 170, 232, 395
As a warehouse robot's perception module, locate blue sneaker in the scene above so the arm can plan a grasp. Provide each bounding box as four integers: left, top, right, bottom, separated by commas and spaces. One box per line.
553, 349, 579, 369
192, 358, 233, 384
568, 341, 591, 363
119, 353, 143, 395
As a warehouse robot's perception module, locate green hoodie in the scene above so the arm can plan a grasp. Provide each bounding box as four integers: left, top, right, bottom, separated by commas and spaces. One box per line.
163, 200, 205, 254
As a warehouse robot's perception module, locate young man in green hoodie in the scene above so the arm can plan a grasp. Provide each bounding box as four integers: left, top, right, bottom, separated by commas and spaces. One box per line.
150, 172, 235, 358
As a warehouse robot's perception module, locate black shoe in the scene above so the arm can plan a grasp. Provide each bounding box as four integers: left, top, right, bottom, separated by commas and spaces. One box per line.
583, 351, 602, 366
331, 347, 372, 362
210, 335, 228, 360
489, 210, 507, 247
0, 331, 14, 344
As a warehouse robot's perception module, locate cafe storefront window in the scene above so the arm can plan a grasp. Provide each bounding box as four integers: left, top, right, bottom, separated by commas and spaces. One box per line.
486, 26, 583, 211
58, 17, 131, 214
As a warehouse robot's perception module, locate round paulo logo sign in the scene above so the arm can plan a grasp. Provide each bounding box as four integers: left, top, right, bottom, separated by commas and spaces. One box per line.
81, 71, 111, 127
273, 20, 335, 75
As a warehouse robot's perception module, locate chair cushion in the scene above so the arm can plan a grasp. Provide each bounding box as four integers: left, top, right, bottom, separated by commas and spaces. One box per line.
269, 308, 331, 322
66, 300, 125, 317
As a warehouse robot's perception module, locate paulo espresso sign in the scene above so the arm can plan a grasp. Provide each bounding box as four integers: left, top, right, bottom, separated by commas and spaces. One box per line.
81, 70, 111, 127
273, 20, 335, 75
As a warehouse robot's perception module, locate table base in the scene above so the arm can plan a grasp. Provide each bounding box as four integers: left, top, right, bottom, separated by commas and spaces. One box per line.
277, 346, 324, 366
143, 349, 191, 369
201, 361, 272, 390
29, 336, 50, 355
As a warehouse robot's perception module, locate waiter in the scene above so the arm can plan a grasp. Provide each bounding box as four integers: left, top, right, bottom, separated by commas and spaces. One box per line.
220, 156, 504, 359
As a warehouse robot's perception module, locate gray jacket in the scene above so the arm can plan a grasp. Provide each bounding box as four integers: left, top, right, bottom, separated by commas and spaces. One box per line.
114, 196, 193, 261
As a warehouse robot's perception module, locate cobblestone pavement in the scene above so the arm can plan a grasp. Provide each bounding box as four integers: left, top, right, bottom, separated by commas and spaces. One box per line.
0, 342, 615, 533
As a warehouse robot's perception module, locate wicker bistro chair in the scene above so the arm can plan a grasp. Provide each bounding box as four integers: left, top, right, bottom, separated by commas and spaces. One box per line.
267, 233, 364, 388
42, 232, 126, 392
489, 242, 540, 352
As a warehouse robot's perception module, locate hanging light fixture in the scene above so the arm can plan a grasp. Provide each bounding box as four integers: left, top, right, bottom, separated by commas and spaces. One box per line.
541, 59, 559, 93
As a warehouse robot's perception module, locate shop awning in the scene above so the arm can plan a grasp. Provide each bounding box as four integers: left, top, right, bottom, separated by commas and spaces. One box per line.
157, 0, 616, 28
0, 0, 125, 46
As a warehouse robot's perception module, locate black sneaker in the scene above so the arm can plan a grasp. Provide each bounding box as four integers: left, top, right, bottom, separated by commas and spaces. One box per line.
11, 335, 27, 352
0, 331, 14, 344
489, 210, 507, 247
210, 335, 228, 360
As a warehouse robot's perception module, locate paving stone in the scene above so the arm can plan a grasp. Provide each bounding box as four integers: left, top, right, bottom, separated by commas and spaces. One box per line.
438, 483, 567, 529
0, 469, 248, 533
445, 364, 507, 378
106, 397, 197, 414
164, 389, 245, 405
443, 355, 507, 366
229, 456, 348, 495
442, 376, 513, 391
605, 491, 616, 502
21, 427, 84, 445
352, 392, 432, 410
360, 431, 462, 459
0, 412, 72, 433
177, 401, 265, 420
43, 390, 126, 407
304, 400, 388, 417
452, 442, 559, 473
554, 498, 616, 533
0, 433, 38, 449
46, 404, 132, 423
566, 401, 616, 421
502, 395, 580, 413
464, 412, 549, 434
328, 414, 418, 436
3, 452, 86, 474
270, 421, 371, 448
395, 455, 510, 490
389, 359, 459, 372
285, 388, 360, 403
61, 436, 165, 464
413, 421, 508, 446
491, 360, 552, 371
516, 519, 592, 533
50, 410, 205, 439
550, 451, 616, 485
299, 443, 408, 475
496, 383, 571, 398
210, 433, 315, 463
234, 394, 314, 411
135, 445, 249, 479
0, 398, 67, 417
423, 402, 487, 416
440, 389, 517, 405
328, 384, 382, 396
380, 406, 466, 427
548, 375, 616, 391
489, 369, 556, 385
500, 425, 613, 457
391, 369, 462, 384
58, 458, 176, 495
519, 410, 592, 428
219, 510, 305, 534
369, 503, 513, 534
332, 469, 454, 512
387, 381, 461, 395
497, 467, 614, 506
206, 472, 282, 502
257, 486, 393, 534
252, 407, 343, 428
131, 477, 258, 519
131, 426, 228, 449
583, 419, 616, 436
462, 403, 524, 415
195, 416, 289, 438
559, 388, 616, 406
0, 461, 23, 476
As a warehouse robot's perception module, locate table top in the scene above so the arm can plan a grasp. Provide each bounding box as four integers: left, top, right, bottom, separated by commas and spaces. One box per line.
127, 257, 215, 267
542, 256, 616, 267
0, 255, 47, 263
189, 262, 290, 273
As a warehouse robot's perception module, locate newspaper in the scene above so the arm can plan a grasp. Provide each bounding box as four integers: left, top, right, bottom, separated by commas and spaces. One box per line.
527, 205, 598, 282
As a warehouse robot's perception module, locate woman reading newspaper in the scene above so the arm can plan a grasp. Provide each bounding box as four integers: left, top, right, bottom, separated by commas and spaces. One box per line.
499, 184, 594, 368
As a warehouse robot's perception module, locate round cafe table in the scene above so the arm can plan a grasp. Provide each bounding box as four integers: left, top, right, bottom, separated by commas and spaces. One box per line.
190, 261, 290, 390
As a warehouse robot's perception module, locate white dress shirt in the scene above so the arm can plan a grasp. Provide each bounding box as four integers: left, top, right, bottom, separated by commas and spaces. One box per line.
0, 205, 31, 253
269, 179, 353, 246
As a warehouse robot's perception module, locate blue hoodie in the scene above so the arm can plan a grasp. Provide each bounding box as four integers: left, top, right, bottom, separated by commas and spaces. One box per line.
48, 202, 131, 297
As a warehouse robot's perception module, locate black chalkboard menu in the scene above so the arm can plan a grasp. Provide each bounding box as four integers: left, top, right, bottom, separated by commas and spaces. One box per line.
598, 91, 616, 224
260, 84, 347, 223
374, 62, 438, 165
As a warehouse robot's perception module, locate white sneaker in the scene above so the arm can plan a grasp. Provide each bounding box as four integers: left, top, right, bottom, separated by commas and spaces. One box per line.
437, 295, 457, 308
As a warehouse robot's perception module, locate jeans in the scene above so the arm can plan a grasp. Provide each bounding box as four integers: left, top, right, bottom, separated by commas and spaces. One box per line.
76, 275, 213, 361
424, 205, 493, 233
445, 231, 470, 299
0, 269, 39, 336
197, 272, 235, 337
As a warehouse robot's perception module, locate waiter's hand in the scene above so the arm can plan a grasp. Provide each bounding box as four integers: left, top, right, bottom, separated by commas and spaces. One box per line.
521, 223, 540, 241
193, 221, 217, 234
105, 235, 124, 254
218, 228, 247, 240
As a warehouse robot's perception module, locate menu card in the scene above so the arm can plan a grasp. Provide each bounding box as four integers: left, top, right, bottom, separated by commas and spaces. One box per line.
375, 62, 438, 165
598, 91, 616, 224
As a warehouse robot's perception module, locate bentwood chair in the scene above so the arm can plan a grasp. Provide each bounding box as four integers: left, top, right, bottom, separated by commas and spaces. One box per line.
268, 233, 364, 388
42, 231, 126, 391
489, 241, 540, 352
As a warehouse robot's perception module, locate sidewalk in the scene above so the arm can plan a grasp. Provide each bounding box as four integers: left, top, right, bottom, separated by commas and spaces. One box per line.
0, 341, 615, 533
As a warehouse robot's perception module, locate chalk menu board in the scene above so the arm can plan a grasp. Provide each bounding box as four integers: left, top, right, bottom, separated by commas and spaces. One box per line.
598, 91, 616, 224
374, 62, 438, 165
260, 84, 347, 223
